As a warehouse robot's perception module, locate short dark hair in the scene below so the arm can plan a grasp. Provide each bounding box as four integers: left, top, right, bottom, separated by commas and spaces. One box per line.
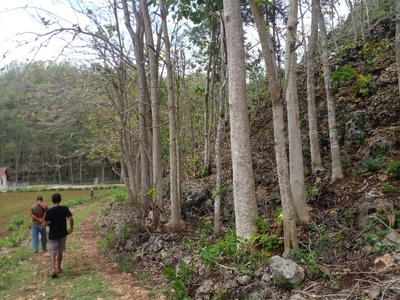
37, 196, 43, 201
51, 193, 62, 203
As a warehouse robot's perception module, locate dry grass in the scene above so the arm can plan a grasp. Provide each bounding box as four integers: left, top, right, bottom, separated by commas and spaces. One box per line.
0, 190, 91, 238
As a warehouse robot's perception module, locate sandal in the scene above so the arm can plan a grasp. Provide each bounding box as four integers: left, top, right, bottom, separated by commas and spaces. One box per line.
52, 270, 58, 278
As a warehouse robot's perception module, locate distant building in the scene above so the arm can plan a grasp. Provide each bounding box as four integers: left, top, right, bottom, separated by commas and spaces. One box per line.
0, 167, 11, 192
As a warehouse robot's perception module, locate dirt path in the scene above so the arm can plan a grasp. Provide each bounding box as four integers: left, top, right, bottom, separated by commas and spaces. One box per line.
69, 212, 151, 299
21, 201, 155, 300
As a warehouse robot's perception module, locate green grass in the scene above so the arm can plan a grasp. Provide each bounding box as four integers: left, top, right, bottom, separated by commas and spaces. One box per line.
0, 196, 119, 300
0, 190, 94, 239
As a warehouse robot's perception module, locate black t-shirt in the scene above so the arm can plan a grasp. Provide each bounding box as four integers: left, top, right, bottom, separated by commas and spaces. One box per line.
44, 206, 72, 240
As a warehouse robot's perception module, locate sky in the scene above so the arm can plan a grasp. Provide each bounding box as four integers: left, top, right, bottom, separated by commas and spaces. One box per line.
0, 0, 92, 69
0, 1, 350, 71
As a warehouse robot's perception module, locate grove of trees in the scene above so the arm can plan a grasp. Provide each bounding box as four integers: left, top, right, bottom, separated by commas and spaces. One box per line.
0, 0, 397, 252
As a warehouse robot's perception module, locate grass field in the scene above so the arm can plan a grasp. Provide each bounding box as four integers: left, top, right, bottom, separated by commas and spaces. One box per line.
0, 190, 92, 238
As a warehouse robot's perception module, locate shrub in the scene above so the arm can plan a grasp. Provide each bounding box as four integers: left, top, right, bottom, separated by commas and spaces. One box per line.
363, 158, 382, 172
386, 161, 400, 178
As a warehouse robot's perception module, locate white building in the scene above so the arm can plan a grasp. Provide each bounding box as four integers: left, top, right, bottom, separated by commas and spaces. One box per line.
0, 167, 11, 192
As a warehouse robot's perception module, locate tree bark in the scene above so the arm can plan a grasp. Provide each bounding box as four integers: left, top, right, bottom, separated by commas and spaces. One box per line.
317, 0, 344, 182
307, 0, 325, 174
396, 0, 400, 94
249, 0, 298, 254
224, 0, 258, 240
139, 0, 164, 225
214, 12, 227, 237
160, 0, 184, 229
284, 0, 310, 223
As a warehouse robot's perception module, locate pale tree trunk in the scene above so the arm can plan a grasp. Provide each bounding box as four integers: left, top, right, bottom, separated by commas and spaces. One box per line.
249, 0, 298, 254
284, 0, 310, 223
203, 27, 213, 173
396, 0, 400, 94
224, 0, 258, 240
361, 0, 366, 45
307, 0, 325, 174
121, 0, 151, 218
317, 0, 344, 182
139, 0, 164, 224
214, 12, 227, 237
160, 0, 184, 229
345, 0, 358, 42
69, 157, 74, 184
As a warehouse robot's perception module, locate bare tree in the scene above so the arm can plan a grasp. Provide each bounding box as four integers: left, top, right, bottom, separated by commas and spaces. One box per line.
284, 0, 310, 223
160, 0, 184, 230
307, 0, 325, 174
249, 0, 298, 254
317, 0, 344, 182
139, 0, 164, 225
214, 11, 227, 237
224, 0, 258, 240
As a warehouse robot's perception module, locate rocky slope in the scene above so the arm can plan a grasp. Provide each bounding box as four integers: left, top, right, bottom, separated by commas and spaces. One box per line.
96, 14, 400, 300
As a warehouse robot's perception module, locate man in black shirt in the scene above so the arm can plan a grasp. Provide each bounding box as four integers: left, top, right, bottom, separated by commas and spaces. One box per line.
44, 193, 73, 278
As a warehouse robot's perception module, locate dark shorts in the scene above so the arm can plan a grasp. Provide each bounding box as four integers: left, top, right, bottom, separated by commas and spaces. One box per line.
49, 236, 67, 255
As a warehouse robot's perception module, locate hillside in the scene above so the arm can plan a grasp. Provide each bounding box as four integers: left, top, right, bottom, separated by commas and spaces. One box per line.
95, 14, 400, 300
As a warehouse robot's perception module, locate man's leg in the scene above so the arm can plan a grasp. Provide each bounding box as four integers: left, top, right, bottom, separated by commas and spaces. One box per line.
50, 254, 58, 277
31, 225, 39, 252
40, 227, 47, 251
57, 252, 63, 272
49, 239, 58, 278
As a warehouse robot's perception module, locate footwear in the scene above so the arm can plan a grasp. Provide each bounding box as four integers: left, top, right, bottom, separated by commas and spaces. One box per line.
51, 273, 58, 279
57, 268, 63, 274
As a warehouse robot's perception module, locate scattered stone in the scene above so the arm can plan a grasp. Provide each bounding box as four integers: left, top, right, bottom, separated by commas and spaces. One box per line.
269, 255, 305, 285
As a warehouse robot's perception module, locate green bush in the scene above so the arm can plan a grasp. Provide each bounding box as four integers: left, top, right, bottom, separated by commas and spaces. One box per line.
363, 158, 382, 172
164, 260, 194, 300
381, 182, 396, 195
331, 65, 356, 91
354, 74, 373, 97
386, 161, 400, 178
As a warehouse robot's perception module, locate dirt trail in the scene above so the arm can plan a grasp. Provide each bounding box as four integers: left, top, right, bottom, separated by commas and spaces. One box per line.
69, 213, 151, 299
24, 202, 153, 300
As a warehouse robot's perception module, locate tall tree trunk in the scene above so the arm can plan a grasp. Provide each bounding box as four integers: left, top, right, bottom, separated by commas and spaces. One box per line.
317, 0, 344, 182
284, 0, 310, 223
307, 0, 325, 173
214, 12, 227, 237
345, 0, 358, 42
249, 0, 298, 254
139, 0, 164, 224
160, 0, 184, 229
224, 0, 258, 240
204, 24, 215, 173
121, 0, 151, 218
396, 0, 400, 94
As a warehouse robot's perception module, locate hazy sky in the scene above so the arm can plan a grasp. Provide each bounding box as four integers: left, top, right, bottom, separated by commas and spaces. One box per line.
0, 0, 89, 69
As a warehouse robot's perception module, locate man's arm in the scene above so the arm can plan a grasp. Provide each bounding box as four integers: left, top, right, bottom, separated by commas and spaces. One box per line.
67, 216, 74, 234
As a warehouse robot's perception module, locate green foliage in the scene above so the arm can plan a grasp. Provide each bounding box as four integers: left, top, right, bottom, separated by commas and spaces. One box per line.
114, 189, 128, 203
163, 260, 195, 300
305, 184, 317, 200
344, 207, 357, 219
386, 161, 400, 178
147, 188, 159, 201
363, 158, 382, 172
197, 167, 208, 177
381, 182, 396, 195
250, 216, 282, 251
353, 74, 373, 97
211, 186, 222, 197
10, 215, 25, 227
199, 229, 238, 268
290, 248, 328, 279
331, 66, 356, 91
182, 236, 194, 251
